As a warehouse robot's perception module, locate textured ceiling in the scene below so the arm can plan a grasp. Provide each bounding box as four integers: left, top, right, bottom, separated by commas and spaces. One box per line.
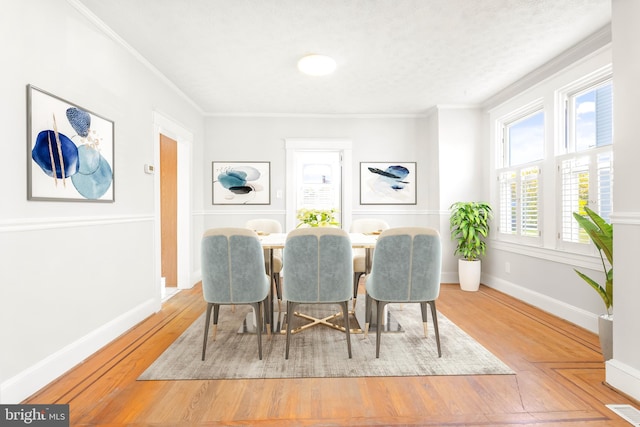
76, 0, 610, 115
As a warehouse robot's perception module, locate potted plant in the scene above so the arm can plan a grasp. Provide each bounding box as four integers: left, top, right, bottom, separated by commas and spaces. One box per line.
449, 202, 493, 291
573, 206, 613, 360
296, 208, 340, 228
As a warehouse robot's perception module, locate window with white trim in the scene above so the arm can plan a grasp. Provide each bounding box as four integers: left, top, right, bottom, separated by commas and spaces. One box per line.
497, 109, 544, 243
558, 79, 613, 248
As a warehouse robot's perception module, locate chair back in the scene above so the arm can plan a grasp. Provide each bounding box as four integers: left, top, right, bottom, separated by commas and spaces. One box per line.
367, 227, 441, 302
245, 218, 282, 234
283, 228, 353, 303
349, 218, 390, 233
201, 228, 269, 304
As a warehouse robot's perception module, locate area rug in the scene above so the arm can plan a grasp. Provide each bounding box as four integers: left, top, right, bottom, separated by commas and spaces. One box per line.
139, 303, 514, 380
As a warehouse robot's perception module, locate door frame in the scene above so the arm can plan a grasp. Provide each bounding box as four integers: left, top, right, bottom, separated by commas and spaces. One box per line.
284, 138, 352, 231
153, 112, 193, 298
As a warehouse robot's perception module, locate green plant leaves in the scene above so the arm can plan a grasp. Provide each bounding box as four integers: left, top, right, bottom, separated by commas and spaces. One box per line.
296, 208, 340, 228
449, 202, 492, 261
572, 206, 613, 314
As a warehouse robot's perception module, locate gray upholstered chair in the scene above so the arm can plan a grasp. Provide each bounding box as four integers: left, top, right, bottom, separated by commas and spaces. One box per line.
283, 227, 353, 359
245, 218, 283, 303
201, 228, 270, 360
350, 218, 390, 303
364, 227, 442, 358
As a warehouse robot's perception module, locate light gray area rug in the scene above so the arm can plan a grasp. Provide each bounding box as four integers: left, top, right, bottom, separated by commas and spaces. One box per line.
139, 303, 514, 380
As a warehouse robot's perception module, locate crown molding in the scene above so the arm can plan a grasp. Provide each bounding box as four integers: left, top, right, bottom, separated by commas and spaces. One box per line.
482, 24, 612, 110
66, 0, 205, 115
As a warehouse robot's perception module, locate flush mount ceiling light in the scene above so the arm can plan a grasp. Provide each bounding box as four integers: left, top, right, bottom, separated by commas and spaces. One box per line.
297, 54, 337, 76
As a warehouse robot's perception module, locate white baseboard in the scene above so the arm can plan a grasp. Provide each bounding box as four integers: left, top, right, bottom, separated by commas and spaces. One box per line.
440, 271, 458, 284
0, 298, 157, 404
606, 359, 640, 402
481, 273, 599, 333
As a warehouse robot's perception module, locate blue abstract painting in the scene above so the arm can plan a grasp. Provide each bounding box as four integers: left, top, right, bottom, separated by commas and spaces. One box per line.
360, 162, 416, 205
27, 85, 114, 202
212, 162, 270, 204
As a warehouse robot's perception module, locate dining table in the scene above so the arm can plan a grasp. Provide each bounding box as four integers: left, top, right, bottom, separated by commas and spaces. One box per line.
254, 232, 382, 334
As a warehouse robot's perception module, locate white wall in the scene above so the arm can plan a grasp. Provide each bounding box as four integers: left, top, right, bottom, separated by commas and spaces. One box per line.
606, 0, 640, 401
0, 0, 203, 403
435, 107, 486, 280
200, 115, 448, 271
203, 115, 428, 222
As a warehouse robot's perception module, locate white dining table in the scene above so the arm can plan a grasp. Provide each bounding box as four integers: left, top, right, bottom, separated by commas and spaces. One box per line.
257, 232, 380, 334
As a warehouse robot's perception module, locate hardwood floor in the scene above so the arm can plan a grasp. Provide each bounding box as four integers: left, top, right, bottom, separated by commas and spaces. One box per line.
25, 283, 638, 426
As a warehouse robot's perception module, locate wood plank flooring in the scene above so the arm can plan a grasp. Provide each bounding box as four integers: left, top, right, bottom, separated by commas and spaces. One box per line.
25, 283, 639, 426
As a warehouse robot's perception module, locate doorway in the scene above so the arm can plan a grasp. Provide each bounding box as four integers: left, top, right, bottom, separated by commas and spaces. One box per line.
285, 139, 352, 231
154, 112, 192, 301
160, 134, 177, 288
294, 151, 342, 223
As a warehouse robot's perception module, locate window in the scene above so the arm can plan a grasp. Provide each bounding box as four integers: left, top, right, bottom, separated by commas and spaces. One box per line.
566, 81, 613, 152
295, 151, 341, 213
491, 51, 611, 259
497, 109, 544, 242
559, 79, 613, 247
506, 111, 545, 166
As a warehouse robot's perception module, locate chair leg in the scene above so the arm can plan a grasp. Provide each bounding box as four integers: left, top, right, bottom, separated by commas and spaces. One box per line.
262, 296, 271, 337
364, 293, 372, 336
353, 272, 363, 309
285, 301, 295, 359
251, 302, 263, 360
341, 301, 352, 358
202, 303, 214, 361
428, 300, 442, 357
420, 302, 429, 337
274, 273, 282, 301
375, 300, 388, 358
273, 272, 282, 313
212, 304, 220, 341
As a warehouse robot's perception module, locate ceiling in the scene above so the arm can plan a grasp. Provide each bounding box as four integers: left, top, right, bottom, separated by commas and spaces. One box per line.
76, 0, 610, 116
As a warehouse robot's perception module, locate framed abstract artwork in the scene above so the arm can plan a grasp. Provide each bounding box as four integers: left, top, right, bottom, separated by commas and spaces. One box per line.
27, 85, 115, 202
212, 161, 271, 205
360, 162, 417, 205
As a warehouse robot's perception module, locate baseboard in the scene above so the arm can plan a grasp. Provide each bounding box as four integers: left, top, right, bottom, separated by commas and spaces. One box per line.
482, 273, 599, 333
0, 298, 157, 404
606, 359, 640, 402
440, 271, 458, 284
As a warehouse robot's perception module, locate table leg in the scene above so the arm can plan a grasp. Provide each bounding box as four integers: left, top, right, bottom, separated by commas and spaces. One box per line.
353, 247, 373, 312
266, 248, 274, 333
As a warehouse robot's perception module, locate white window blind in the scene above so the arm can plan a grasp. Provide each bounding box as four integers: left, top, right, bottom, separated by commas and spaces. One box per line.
559, 150, 613, 244
521, 166, 540, 237
560, 156, 590, 243
499, 171, 517, 235
597, 151, 613, 221
498, 166, 540, 239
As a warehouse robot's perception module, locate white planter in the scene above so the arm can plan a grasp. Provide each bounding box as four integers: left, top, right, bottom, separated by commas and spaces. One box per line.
598, 314, 613, 361
458, 259, 481, 292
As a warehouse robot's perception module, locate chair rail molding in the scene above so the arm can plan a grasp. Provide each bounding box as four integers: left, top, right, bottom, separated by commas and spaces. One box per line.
0, 214, 153, 233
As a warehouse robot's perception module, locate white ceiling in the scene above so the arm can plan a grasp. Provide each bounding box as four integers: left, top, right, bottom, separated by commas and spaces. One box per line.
76, 0, 610, 116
